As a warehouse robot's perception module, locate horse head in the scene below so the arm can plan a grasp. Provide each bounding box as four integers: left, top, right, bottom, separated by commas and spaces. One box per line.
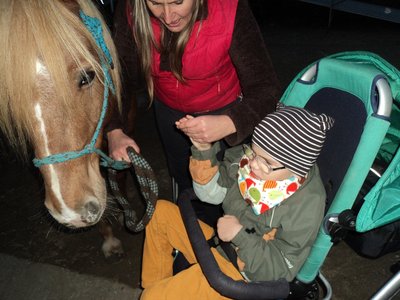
0, 0, 121, 228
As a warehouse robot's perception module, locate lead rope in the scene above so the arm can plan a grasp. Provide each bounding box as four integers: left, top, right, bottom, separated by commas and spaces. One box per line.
107, 147, 158, 232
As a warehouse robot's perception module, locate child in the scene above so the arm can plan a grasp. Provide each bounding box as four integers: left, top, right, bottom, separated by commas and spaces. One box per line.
140, 104, 334, 299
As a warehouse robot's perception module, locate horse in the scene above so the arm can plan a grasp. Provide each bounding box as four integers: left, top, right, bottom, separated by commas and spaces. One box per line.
0, 0, 122, 230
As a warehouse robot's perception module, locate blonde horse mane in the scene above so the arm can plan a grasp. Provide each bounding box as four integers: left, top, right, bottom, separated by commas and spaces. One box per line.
0, 0, 121, 156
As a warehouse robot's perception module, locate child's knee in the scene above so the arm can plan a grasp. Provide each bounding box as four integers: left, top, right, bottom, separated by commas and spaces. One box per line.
154, 199, 178, 217
156, 199, 176, 210
150, 199, 180, 223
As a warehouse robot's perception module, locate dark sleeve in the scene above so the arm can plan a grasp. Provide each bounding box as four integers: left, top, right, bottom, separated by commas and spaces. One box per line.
224, 0, 281, 146
104, 0, 141, 136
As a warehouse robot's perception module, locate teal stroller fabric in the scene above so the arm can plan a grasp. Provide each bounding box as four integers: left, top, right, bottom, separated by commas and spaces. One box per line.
358, 109, 400, 232
280, 51, 400, 283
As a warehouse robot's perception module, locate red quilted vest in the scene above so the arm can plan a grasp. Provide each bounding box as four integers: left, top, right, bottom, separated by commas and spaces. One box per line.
151, 0, 241, 113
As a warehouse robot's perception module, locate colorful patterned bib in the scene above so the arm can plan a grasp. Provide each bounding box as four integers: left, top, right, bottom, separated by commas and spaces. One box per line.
237, 155, 301, 215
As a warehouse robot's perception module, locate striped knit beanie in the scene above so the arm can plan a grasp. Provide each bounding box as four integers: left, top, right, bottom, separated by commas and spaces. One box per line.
252, 104, 334, 177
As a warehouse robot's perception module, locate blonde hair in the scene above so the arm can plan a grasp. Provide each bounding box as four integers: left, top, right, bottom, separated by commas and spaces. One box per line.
130, 0, 204, 101
0, 0, 121, 156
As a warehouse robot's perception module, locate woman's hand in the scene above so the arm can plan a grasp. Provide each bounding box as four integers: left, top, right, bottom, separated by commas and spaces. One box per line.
217, 215, 243, 242
176, 115, 212, 151
107, 128, 140, 161
176, 114, 236, 144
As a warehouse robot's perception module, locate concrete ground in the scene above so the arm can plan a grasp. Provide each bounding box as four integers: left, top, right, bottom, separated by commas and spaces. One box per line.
1, 1, 400, 300
0, 254, 141, 300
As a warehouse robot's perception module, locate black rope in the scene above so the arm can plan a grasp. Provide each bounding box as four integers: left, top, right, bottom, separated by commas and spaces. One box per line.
107, 147, 158, 232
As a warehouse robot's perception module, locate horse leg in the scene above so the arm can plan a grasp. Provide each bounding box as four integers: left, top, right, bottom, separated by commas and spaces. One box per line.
99, 93, 137, 257
98, 218, 124, 258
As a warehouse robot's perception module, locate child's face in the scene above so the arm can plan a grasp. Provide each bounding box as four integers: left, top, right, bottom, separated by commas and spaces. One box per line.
248, 143, 298, 181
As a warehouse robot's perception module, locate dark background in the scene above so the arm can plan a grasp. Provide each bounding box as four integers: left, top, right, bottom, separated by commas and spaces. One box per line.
1, 1, 400, 299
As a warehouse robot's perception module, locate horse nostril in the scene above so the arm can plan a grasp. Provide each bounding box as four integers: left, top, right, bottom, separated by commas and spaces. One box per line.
82, 201, 101, 224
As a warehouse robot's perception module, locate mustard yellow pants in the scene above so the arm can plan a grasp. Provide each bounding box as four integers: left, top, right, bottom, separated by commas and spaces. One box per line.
141, 200, 243, 299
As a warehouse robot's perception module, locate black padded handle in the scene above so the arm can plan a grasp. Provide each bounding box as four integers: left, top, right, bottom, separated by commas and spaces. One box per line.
177, 189, 290, 300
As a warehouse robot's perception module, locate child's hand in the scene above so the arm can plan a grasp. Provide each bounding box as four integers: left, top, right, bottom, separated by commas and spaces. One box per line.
263, 228, 277, 241
176, 115, 212, 151
175, 115, 193, 128
217, 215, 243, 242
191, 139, 212, 151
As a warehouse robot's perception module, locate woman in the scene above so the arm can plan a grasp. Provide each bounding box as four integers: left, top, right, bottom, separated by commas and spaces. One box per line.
107, 0, 280, 224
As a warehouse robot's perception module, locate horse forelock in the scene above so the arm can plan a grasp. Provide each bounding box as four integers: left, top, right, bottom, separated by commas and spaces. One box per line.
0, 0, 121, 157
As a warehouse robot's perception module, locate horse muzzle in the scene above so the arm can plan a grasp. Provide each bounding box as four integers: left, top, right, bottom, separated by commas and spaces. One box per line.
45, 196, 106, 228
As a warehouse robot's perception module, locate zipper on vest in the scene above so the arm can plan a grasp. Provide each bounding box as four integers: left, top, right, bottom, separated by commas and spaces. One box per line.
176, 80, 179, 88
216, 75, 221, 94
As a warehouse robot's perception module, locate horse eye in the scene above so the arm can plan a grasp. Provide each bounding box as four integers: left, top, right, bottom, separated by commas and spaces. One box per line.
79, 70, 95, 88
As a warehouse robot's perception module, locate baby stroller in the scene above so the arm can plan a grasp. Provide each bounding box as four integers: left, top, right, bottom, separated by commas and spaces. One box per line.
177, 51, 400, 299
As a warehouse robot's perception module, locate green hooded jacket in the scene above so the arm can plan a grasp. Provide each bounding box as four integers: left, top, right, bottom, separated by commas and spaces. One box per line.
191, 143, 326, 281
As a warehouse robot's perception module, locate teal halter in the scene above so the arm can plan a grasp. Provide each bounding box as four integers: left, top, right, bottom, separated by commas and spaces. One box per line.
32, 11, 128, 171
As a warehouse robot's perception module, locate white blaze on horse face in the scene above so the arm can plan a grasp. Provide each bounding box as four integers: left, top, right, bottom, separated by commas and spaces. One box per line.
34, 103, 79, 223
36, 60, 47, 75
34, 60, 81, 224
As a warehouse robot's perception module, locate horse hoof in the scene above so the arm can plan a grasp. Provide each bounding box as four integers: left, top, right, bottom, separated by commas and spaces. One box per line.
102, 236, 124, 258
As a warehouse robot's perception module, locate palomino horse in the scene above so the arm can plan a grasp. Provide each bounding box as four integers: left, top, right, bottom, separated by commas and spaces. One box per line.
0, 0, 122, 229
